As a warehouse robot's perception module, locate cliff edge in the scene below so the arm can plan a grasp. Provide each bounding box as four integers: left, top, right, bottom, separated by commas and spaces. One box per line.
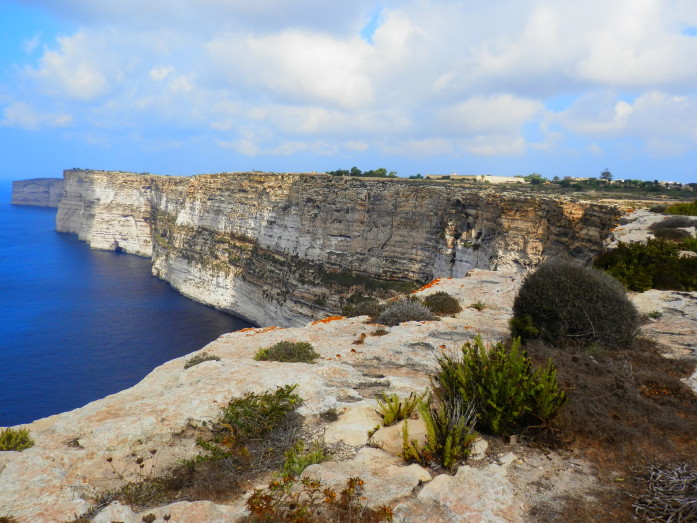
11, 178, 64, 207
56, 169, 624, 327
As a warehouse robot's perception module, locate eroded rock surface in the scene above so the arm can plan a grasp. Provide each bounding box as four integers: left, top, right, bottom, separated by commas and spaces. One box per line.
1, 270, 693, 520
56, 169, 622, 327
11, 178, 64, 207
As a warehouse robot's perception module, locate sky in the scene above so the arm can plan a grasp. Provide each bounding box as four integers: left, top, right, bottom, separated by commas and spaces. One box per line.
1, 0, 697, 183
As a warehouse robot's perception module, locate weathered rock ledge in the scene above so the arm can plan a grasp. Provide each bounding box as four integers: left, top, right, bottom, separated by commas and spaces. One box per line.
11, 178, 64, 207
1, 269, 694, 522
55, 169, 624, 327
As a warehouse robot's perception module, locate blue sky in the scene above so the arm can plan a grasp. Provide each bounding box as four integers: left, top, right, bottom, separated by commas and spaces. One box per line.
1, 1, 697, 183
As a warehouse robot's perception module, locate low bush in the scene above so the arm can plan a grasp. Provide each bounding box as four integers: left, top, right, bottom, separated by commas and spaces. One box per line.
511, 260, 639, 349
342, 299, 384, 319
649, 215, 697, 229
664, 198, 697, 216
594, 239, 697, 292
651, 227, 692, 242
433, 336, 566, 435
244, 476, 393, 522
403, 397, 478, 469
470, 300, 486, 311
187, 384, 304, 470
0, 427, 34, 451
376, 391, 424, 427
377, 298, 437, 326
422, 292, 462, 314
184, 352, 221, 369
254, 341, 320, 363
281, 440, 329, 477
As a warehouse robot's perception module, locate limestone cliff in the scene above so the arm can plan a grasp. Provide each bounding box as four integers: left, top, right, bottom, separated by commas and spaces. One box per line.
56, 169, 623, 327
11, 178, 64, 207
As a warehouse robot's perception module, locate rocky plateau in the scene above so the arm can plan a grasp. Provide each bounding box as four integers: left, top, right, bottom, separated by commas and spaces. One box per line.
2, 174, 695, 522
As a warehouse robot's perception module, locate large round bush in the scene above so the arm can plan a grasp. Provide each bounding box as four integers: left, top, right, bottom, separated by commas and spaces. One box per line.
510, 260, 639, 349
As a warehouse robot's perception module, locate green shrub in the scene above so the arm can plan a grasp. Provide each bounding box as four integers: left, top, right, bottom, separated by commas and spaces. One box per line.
649, 215, 697, 229
594, 239, 697, 292
402, 397, 478, 469
469, 300, 486, 311
377, 298, 437, 326
0, 427, 34, 451
652, 228, 692, 242
254, 341, 320, 363
281, 440, 329, 477
434, 336, 567, 435
184, 352, 221, 369
422, 292, 462, 314
664, 199, 697, 216
220, 385, 302, 441
512, 260, 639, 348
342, 299, 384, 319
376, 391, 425, 426
193, 384, 303, 463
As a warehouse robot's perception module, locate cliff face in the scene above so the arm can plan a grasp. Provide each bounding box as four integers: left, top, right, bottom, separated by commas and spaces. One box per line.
11, 178, 64, 207
56, 169, 623, 326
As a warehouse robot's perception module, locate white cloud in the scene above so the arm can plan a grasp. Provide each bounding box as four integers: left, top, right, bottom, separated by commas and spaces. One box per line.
150, 66, 174, 82
5, 0, 697, 166
24, 32, 113, 101
438, 95, 542, 135
1, 101, 72, 130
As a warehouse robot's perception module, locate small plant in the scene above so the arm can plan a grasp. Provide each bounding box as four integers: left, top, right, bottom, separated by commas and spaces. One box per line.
99, 451, 168, 508
184, 351, 221, 369
376, 391, 425, 427
434, 336, 567, 435
194, 384, 303, 463
370, 328, 389, 336
0, 427, 34, 451
353, 333, 367, 345
254, 341, 320, 363
633, 463, 697, 522
319, 407, 340, 422
422, 292, 462, 314
281, 440, 329, 477
377, 297, 437, 326
647, 310, 663, 320
512, 260, 640, 348
469, 300, 486, 311
245, 475, 393, 522
403, 397, 478, 469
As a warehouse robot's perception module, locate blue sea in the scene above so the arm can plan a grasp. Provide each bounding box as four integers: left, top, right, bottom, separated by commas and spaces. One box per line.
0, 182, 253, 426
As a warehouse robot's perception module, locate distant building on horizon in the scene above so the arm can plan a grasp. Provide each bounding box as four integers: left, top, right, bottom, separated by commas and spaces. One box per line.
425, 174, 526, 184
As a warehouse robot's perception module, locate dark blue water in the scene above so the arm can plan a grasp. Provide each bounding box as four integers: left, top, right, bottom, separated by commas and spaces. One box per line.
0, 184, 253, 426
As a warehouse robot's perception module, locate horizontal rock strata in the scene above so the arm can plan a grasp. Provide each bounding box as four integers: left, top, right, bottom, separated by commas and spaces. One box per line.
11, 178, 64, 207
56, 169, 623, 327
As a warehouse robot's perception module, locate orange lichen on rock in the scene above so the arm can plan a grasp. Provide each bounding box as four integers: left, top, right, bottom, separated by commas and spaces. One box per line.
311, 316, 345, 325
242, 326, 279, 336
414, 278, 453, 293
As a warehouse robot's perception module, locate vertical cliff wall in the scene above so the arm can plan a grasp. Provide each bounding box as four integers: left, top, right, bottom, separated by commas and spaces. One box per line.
11, 178, 64, 207
56, 169, 623, 327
